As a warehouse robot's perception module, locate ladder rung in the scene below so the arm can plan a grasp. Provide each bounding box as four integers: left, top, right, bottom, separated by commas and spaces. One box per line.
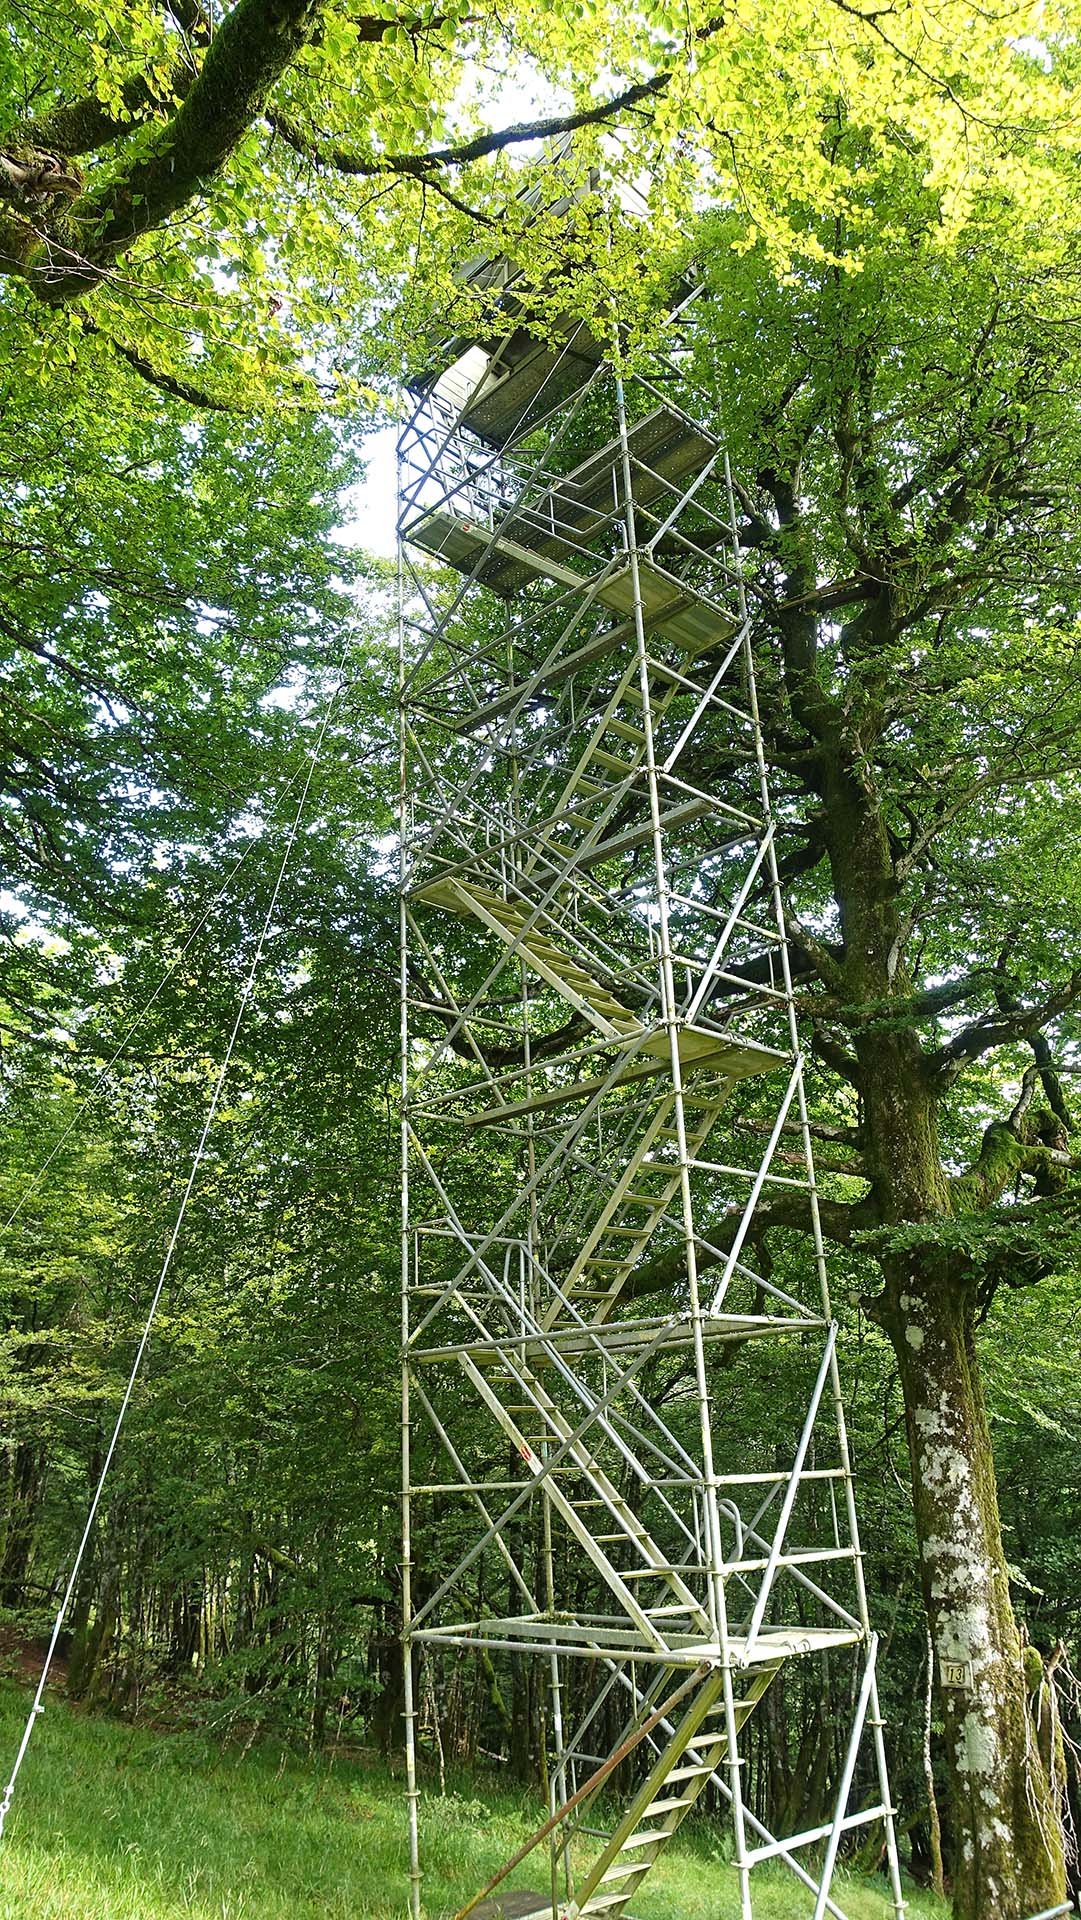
620, 1565, 702, 1579
522, 935, 572, 954
599, 1860, 652, 1884
532, 956, 591, 977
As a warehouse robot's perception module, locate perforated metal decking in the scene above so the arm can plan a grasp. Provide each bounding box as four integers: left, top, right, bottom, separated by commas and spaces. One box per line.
397, 239, 907, 1920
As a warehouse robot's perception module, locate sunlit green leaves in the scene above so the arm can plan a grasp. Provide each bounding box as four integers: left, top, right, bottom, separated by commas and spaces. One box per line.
4, 0, 1081, 404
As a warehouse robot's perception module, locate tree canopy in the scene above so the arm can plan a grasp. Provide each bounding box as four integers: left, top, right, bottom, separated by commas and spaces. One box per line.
2, 0, 1081, 405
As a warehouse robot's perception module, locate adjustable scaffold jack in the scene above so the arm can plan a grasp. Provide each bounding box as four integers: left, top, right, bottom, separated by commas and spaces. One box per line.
396, 201, 908, 1920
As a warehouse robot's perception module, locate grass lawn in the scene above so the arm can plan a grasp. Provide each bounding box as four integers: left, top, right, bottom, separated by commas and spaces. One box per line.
0, 1681, 944, 1920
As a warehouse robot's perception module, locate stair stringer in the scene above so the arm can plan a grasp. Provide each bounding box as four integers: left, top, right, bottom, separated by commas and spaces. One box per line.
598, 1637, 899, 1920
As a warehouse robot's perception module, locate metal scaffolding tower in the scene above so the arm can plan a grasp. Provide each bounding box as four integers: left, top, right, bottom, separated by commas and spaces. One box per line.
397, 221, 906, 1920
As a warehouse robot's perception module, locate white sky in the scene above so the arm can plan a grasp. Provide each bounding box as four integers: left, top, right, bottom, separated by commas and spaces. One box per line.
339, 423, 399, 559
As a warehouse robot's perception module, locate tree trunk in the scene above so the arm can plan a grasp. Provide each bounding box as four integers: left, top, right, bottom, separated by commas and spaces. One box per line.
0, 1442, 44, 1608
817, 756, 1072, 1915
882, 1256, 1067, 1919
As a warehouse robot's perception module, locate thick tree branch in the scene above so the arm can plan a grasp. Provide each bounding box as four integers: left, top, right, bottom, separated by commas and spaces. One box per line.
269, 74, 669, 184
407, 963, 592, 1070
7, 3, 210, 157
785, 917, 846, 994
79, 319, 238, 411
840, 969, 1003, 1032
0, 150, 81, 201
952, 1120, 1049, 1213
953, 1085, 1076, 1213
729, 1118, 867, 1183
775, 573, 885, 617
927, 971, 1081, 1091
994, 974, 1074, 1134
811, 1023, 863, 1086
620, 1187, 879, 1303
30, 0, 328, 302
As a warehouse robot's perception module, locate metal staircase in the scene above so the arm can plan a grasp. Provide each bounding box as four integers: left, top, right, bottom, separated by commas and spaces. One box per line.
398, 209, 906, 1920
572, 1661, 777, 1919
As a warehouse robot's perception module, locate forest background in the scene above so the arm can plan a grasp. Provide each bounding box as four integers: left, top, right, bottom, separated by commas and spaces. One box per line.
1, 3, 1081, 1919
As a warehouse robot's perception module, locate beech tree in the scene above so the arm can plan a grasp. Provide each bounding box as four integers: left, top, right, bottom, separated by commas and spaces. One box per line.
625, 194, 1081, 1917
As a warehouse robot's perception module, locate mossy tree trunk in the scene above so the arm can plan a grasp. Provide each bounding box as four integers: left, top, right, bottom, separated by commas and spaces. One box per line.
855, 999, 1066, 1909
881, 1260, 1066, 1914
825, 759, 1070, 1918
